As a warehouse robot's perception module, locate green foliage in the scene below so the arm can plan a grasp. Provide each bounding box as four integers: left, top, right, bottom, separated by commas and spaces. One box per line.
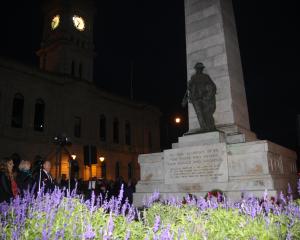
142, 203, 300, 240
204, 208, 287, 240
2, 195, 300, 239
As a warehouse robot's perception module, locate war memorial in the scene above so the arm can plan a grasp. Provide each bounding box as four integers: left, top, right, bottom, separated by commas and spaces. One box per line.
133, 0, 298, 206
1, 0, 300, 238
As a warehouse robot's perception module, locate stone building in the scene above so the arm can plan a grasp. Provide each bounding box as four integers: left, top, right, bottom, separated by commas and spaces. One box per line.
0, 0, 160, 182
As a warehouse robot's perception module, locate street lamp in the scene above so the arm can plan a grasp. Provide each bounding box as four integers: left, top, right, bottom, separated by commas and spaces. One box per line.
99, 156, 105, 162
175, 117, 181, 124
68, 153, 76, 192
165, 115, 184, 149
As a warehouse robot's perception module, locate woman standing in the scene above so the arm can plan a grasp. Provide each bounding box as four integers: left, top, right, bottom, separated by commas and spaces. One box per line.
0, 157, 19, 203
16, 159, 33, 195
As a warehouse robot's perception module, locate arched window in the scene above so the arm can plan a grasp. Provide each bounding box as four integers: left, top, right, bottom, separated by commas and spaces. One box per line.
125, 121, 131, 145
115, 161, 120, 179
101, 162, 107, 179
113, 118, 119, 143
11, 93, 24, 128
34, 99, 45, 132
99, 115, 106, 141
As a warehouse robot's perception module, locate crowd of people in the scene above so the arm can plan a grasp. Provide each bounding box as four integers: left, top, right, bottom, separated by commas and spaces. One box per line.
0, 156, 136, 204
81, 176, 136, 204
0, 156, 56, 203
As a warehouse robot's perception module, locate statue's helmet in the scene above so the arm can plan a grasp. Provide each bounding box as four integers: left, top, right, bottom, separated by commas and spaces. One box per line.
194, 62, 205, 70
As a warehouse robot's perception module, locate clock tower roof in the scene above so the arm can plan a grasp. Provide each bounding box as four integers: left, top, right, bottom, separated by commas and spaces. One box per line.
37, 0, 96, 82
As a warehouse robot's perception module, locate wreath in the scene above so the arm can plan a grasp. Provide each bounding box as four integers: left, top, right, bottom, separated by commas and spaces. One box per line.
204, 189, 225, 202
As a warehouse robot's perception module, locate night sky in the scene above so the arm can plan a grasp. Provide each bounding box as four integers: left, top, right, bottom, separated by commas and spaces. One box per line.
1, 0, 299, 151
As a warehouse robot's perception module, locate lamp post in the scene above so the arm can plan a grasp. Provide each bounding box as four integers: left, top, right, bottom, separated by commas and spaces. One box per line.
68, 153, 76, 192
99, 156, 106, 179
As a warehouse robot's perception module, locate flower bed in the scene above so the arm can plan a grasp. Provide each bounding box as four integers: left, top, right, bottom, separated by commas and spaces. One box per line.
1, 182, 300, 240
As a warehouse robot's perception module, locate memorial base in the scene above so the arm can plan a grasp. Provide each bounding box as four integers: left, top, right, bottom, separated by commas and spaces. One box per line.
133, 132, 298, 207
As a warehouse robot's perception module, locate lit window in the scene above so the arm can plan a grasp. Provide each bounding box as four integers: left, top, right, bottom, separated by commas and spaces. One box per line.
83, 145, 97, 165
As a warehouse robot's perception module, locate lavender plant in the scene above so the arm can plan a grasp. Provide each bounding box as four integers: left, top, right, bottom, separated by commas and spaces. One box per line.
0, 180, 300, 239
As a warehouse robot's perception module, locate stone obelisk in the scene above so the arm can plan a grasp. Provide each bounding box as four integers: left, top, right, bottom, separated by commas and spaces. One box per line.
133, 0, 298, 207
185, 0, 255, 141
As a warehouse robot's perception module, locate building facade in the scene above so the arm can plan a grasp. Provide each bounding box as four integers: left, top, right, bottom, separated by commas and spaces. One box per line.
0, 0, 161, 182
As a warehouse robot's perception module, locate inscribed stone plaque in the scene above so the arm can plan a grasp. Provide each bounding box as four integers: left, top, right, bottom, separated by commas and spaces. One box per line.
164, 143, 228, 184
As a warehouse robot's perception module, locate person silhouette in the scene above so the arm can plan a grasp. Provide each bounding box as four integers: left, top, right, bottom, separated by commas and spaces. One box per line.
35, 160, 55, 193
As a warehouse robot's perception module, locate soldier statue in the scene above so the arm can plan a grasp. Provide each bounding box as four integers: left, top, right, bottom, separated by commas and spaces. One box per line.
182, 62, 217, 132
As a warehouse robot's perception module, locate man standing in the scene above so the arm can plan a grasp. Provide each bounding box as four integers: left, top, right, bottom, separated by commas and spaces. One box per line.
36, 160, 55, 193
182, 62, 217, 132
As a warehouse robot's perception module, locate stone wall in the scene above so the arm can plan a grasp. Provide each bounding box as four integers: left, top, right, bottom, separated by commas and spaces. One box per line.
0, 58, 161, 181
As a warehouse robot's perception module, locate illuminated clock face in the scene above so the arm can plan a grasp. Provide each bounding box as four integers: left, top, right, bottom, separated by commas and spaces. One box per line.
51, 15, 60, 30
72, 15, 85, 31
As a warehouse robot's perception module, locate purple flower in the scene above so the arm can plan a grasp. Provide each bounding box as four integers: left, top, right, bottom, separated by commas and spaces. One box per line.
42, 227, 48, 240
197, 197, 208, 211
144, 191, 160, 207
118, 184, 124, 203
153, 215, 161, 233
159, 224, 173, 240
84, 225, 96, 239
103, 212, 114, 239
125, 230, 131, 240
287, 183, 293, 202
251, 207, 257, 218
108, 213, 114, 235
126, 205, 137, 222
286, 231, 292, 240
90, 190, 96, 211
177, 228, 182, 240
279, 191, 287, 205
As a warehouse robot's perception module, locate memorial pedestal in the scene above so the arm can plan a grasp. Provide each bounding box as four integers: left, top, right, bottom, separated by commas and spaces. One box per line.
133, 132, 298, 207
133, 0, 298, 207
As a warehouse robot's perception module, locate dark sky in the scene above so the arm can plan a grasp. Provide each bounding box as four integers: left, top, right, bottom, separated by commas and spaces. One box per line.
1, 0, 299, 151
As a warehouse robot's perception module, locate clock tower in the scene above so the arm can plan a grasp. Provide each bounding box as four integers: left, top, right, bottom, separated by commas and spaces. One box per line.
37, 0, 96, 82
